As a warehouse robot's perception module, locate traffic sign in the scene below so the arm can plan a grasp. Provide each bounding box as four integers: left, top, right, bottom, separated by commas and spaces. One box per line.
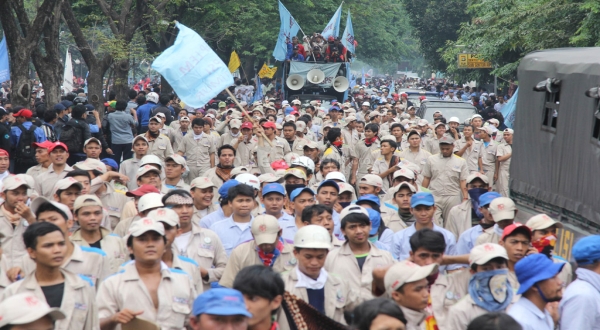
457, 54, 492, 69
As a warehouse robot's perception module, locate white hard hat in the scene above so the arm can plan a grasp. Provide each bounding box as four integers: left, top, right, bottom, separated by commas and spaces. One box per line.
141, 155, 163, 168
325, 171, 346, 183
137, 193, 164, 212
146, 92, 159, 104
448, 116, 460, 123
235, 173, 260, 190
291, 156, 315, 173
293, 225, 332, 250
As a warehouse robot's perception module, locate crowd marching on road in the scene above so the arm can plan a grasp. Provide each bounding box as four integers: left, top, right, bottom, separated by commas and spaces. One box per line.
0, 79, 596, 330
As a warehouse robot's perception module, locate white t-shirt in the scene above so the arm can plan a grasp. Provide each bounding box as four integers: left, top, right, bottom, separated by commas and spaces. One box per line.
234, 222, 251, 232
174, 231, 192, 254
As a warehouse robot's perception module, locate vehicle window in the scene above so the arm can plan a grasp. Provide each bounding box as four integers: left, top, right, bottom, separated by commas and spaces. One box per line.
592, 100, 600, 145
542, 90, 560, 131
422, 106, 475, 124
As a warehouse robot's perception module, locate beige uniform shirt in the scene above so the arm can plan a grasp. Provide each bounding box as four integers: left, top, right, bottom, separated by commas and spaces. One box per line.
453, 138, 483, 172
446, 296, 495, 330
161, 178, 190, 192
399, 305, 429, 330
323, 144, 356, 181
262, 136, 292, 163
430, 269, 470, 328
96, 262, 196, 330
424, 135, 443, 155
34, 164, 73, 198
191, 203, 219, 226
475, 226, 501, 246
342, 128, 359, 147
281, 267, 355, 324
141, 133, 174, 162
70, 227, 128, 274
177, 133, 215, 170
289, 136, 309, 155
324, 242, 395, 304
445, 200, 474, 239
112, 215, 140, 238
380, 202, 409, 232
234, 136, 258, 167
480, 140, 499, 171
25, 164, 48, 178
218, 131, 238, 148
496, 143, 512, 171
1, 269, 98, 330
174, 223, 228, 292
168, 248, 204, 294
354, 140, 381, 176
97, 183, 130, 229
0, 212, 28, 268
371, 156, 399, 192
219, 240, 296, 288
422, 154, 469, 197
119, 156, 143, 191
167, 127, 188, 151
399, 148, 431, 185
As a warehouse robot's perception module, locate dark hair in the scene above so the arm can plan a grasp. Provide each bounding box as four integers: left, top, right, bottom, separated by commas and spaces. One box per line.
66, 169, 91, 181
23, 222, 64, 250
35, 202, 69, 221
126, 232, 167, 260
192, 118, 206, 127
470, 256, 508, 272
346, 298, 407, 330
390, 123, 404, 132
115, 100, 127, 111
365, 123, 379, 133
297, 117, 309, 125
43, 109, 57, 123
71, 104, 86, 119
301, 204, 333, 223
320, 159, 340, 171
128, 90, 138, 99
467, 312, 522, 330
228, 184, 255, 201
381, 139, 397, 150
266, 114, 277, 122
326, 128, 342, 144
356, 121, 365, 127
136, 95, 146, 106
387, 109, 397, 117
341, 213, 370, 229
283, 122, 296, 130
233, 265, 284, 313
463, 124, 474, 131
108, 91, 116, 101
162, 189, 193, 205
159, 94, 171, 106
218, 144, 236, 157
35, 104, 46, 119
409, 228, 446, 253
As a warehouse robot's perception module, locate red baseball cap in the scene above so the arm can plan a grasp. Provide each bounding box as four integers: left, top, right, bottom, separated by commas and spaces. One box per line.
126, 184, 160, 197
290, 111, 299, 116
262, 122, 276, 129
500, 223, 532, 241
14, 109, 33, 118
241, 122, 253, 130
48, 142, 68, 153
0, 149, 8, 157
271, 160, 289, 170
32, 141, 54, 149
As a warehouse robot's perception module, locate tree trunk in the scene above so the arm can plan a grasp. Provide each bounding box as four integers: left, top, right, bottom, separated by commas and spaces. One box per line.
86, 70, 104, 117
9, 59, 32, 107
113, 58, 130, 100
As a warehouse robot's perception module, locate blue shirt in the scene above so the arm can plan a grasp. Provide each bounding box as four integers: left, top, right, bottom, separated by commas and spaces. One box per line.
199, 208, 225, 229
377, 228, 394, 252
391, 223, 457, 270
136, 102, 156, 127
276, 212, 297, 243
456, 225, 484, 255
209, 216, 255, 256
331, 211, 344, 241
107, 110, 135, 144
507, 297, 554, 330
10, 122, 47, 146
559, 268, 600, 330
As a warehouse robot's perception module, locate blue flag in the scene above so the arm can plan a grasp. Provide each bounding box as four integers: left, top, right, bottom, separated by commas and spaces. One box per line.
0, 35, 9, 83
500, 87, 518, 128
321, 4, 343, 40
390, 79, 395, 93
252, 76, 263, 103
361, 68, 365, 85
152, 23, 233, 108
273, 1, 301, 61
341, 11, 355, 54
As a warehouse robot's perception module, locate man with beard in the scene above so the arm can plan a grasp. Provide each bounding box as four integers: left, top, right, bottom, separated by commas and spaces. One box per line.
140, 116, 173, 161
177, 118, 216, 179
204, 145, 237, 188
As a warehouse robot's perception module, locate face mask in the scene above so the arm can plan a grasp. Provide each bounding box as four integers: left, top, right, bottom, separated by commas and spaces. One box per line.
338, 202, 352, 209
468, 188, 488, 219
468, 268, 513, 312
285, 184, 306, 197
532, 234, 556, 257
368, 236, 378, 243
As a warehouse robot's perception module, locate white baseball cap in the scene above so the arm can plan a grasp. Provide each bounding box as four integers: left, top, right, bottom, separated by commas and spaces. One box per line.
140, 155, 163, 168
384, 260, 438, 295
230, 119, 242, 129
147, 208, 180, 227
251, 214, 281, 245
258, 173, 281, 184
52, 177, 83, 197
293, 225, 332, 250
362, 102, 371, 107
466, 172, 489, 184
2, 175, 31, 191
137, 193, 164, 212
359, 174, 383, 188
469, 243, 508, 266
165, 154, 187, 167
526, 214, 563, 230
393, 168, 415, 181
339, 204, 369, 221
389, 182, 417, 197
30, 196, 73, 220
337, 182, 355, 194
325, 171, 346, 183
291, 156, 315, 173
283, 168, 307, 181
128, 217, 165, 237
295, 121, 307, 132
136, 165, 162, 180
0, 293, 65, 327
236, 173, 260, 190
74, 158, 107, 173
83, 137, 102, 147
448, 117, 460, 123
489, 197, 517, 222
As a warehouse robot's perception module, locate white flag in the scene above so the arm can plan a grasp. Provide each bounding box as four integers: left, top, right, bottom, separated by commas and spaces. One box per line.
62, 51, 74, 95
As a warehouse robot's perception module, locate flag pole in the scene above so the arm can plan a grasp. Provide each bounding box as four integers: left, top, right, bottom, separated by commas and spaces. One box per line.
225, 89, 273, 147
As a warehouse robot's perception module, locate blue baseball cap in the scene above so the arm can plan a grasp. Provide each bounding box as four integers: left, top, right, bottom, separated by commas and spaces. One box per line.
85, 104, 95, 111
101, 158, 118, 171
479, 192, 501, 207
328, 106, 340, 112
53, 103, 66, 111
515, 254, 565, 295
60, 100, 73, 108
471, 92, 477, 97
290, 187, 314, 202
366, 208, 381, 236
572, 235, 600, 265
192, 288, 252, 317
356, 194, 381, 207
317, 180, 339, 192
218, 179, 240, 199
410, 192, 435, 208
262, 183, 285, 197
284, 107, 294, 115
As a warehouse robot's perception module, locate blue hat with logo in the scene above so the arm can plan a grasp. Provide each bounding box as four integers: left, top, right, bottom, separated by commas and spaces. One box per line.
101, 158, 118, 171
290, 187, 314, 202
218, 179, 240, 199
262, 183, 286, 197
192, 288, 252, 317
366, 208, 381, 236
328, 106, 340, 112
514, 254, 565, 295
479, 192, 501, 207
356, 194, 381, 207
284, 107, 294, 115
572, 235, 600, 265
410, 192, 435, 208
317, 180, 339, 192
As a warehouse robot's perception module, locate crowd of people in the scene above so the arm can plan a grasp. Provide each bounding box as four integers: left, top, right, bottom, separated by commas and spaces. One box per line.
286, 33, 354, 63
0, 78, 596, 330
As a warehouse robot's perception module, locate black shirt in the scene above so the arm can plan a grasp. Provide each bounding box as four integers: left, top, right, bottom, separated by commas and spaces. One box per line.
41, 282, 65, 308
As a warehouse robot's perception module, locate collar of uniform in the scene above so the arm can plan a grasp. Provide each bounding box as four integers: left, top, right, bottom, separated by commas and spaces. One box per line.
23, 268, 86, 290
339, 241, 382, 257
70, 227, 108, 242
47, 163, 73, 174
224, 215, 254, 229
399, 305, 428, 326
123, 260, 171, 281
69, 243, 85, 263
332, 235, 343, 248
517, 297, 548, 320
191, 221, 204, 236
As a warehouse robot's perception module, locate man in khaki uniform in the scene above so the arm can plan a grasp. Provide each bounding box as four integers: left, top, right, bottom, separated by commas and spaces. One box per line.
399, 131, 431, 187
424, 123, 448, 155
353, 123, 380, 186
219, 214, 296, 288
232, 121, 258, 168
371, 138, 404, 192
476, 126, 499, 186
282, 122, 309, 155
341, 115, 359, 147
162, 154, 190, 191
454, 125, 483, 173
167, 115, 190, 151
256, 121, 291, 163
475, 197, 517, 246
217, 118, 242, 148
190, 177, 219, 223
422, 135, 469, 226
445, 173, 491, 240
70, 195, 127, 274
140, 116, 174, 161
119, 135, 149, 191
495, 128, 513, 197
177, 118, 216, 180
380, 182, 416, 232
26, 141, 53, 178
1, 222, 98, 330
322, 127, 357, 183
324, 205, 395, 303
34, 142, 73, 198
96, 218, 196, 330
203, 145, 236, 190
279, 225, 356, 325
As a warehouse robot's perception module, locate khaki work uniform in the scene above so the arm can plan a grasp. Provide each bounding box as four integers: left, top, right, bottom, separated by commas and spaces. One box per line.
323, 144, 356, 182
96, 262, 196, 330
342, 128, 359, 147
354, 139, 381, 183
0, 212, 28, 268
445, 199, 474, 239
234, 136, 258, 167
191, 203, 219, 225
324, 242, 395, 304
161, 178, 190, 192
480, 140, 499, 186
289, 136, 309, 155
219, 240, 296, 288
140, 133, 174, 162
96, 183, 130, 229
21, 243, 110, 287
174, 223, 228, 292
475, 226, 501, 246
168, 247, 204, 294
424, 135, 443, 155
0, 268, 10, 297
218, 131, 239, 148
399, 305, 431, 330
495, 143, 512, 197
422, 154, 469, 226
70, 227, 128, 274
453, 138, 483, 173
112, 215, 140, 238
262, 136, 292, 163
446, 296, 500, 330
281, 267, 356, 325
166, 127, 188, 151
430, 269, 470, 328
119, 156, 143, 191
177, 133, 215, 180
34, 164, 73, 198
25, 164, 48, 178
399, 148, 431, 186
380, 202, 409, 232
1, 269, 98, 330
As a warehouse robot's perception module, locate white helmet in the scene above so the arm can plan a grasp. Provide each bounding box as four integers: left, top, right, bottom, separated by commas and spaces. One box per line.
146, 92, 159, 104
137, 193, 164, 213
141, 155, 163, 169
235, 173, 260, 190
291, 156, 315, 173
293, 225, 332, 250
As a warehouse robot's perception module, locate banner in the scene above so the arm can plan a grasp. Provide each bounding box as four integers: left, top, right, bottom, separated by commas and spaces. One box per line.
228, 50, 241, 73
289, 62, 342, 88
252, 76, 263, 103
152, 22, 233, 108
500, 87, 518, 128
0, 35, 9, 83
273, 1, 301, 61
341, 10, 355, 54
258, 63, 278, 79
62, 50, 74, 94
321, 4, 343, 40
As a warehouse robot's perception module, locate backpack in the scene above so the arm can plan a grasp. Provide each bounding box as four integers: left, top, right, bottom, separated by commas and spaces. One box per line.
16, 124, 36, 160
59, 121, 84, 153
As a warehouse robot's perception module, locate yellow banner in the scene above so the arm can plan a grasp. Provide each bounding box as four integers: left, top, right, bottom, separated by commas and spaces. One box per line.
457, 54, 492, 69
258, 63, 278, 78
228, 50, 241, 73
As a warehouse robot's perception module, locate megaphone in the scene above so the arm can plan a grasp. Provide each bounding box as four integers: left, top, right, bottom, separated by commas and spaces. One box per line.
286, 74, 305, 90
333, 76, 349, 92
307, 69, 325, 84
